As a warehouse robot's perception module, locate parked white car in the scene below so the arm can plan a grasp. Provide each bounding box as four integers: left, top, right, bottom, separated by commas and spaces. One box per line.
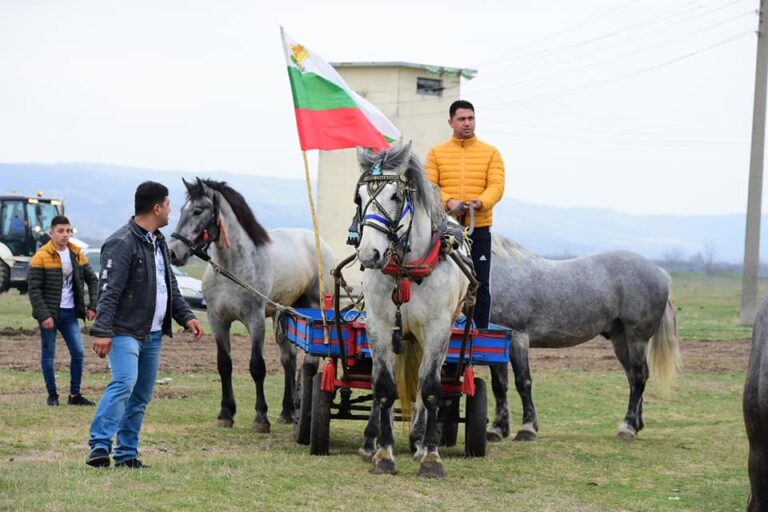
83, 248, 206, 309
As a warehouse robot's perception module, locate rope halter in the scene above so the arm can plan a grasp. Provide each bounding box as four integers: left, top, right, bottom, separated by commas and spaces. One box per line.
171, 191, 221, 261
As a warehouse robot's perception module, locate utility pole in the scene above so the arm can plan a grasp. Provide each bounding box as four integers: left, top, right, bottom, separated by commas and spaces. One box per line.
741, 0, 768, 325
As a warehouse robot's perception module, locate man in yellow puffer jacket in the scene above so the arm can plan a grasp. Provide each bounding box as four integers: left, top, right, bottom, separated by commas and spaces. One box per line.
425, 100, 505, 328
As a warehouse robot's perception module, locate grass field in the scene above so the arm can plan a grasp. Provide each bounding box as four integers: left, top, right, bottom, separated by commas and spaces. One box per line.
0, 270, 758, 511
0, 366, 749, 511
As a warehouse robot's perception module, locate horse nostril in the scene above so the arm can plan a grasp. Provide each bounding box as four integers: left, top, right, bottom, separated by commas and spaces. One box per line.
372, 249, 381, 262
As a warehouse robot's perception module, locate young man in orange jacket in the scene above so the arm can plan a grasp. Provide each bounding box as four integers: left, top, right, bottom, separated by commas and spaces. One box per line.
425, 100, 505, 328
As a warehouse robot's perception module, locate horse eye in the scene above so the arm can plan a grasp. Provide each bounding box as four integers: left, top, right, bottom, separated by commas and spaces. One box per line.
193, 208, 203, 215
390, 193, 399, 201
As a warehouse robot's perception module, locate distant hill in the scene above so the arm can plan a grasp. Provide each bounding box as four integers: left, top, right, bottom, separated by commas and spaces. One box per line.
1, 162, 764, 263
0, 163, 313, 245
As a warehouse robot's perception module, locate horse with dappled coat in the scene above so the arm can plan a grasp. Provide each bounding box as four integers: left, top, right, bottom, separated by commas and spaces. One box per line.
744, 296, 768, 511
168, 178, 335, 432
354, 144, 472, 478
486, 235, 681, 443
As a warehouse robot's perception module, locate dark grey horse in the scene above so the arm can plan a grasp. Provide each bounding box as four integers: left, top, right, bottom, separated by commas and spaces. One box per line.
744, 296, 768, 511
168, 178, 335, 432
486, 235, 680, 442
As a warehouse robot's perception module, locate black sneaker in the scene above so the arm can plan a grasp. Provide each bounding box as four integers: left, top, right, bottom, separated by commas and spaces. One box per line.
115, 458, 149, 469
68, 394, 95, 406
85, 448, 110, 468
47, 394, 59, 406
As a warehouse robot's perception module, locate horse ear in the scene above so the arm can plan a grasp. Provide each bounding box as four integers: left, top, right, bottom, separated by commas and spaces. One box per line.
398, 141, 414, 176
182, 178, 193, 192
356, 147, 370, 171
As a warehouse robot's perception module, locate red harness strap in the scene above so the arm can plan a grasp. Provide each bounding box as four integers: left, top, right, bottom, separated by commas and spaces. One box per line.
381, 234, 443, 304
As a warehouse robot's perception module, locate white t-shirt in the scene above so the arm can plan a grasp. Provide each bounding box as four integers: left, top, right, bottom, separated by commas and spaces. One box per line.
57, 247, 75, 308
147, 233, 168, 332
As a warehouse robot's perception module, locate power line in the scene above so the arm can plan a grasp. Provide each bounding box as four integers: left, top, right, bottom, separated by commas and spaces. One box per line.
478, 30, 754, 111
467, 0, 640, 68
470, 9, 756, 95
480, 128, 747, 148
484, 0, 750, 73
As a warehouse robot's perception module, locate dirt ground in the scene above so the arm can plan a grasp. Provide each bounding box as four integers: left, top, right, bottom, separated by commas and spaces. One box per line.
0, 327, 750, 376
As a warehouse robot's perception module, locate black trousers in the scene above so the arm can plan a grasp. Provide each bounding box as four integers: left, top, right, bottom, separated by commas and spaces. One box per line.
470, 227, 492, 328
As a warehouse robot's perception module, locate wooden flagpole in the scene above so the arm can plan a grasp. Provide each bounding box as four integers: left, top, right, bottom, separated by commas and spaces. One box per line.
301, 150, 330, 343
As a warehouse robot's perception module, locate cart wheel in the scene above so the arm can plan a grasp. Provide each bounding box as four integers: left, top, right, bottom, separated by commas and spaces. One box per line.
310, 373, 332, 455
440, 397, 460, 447
293, 362, 317, 444
465, 377, 487, 457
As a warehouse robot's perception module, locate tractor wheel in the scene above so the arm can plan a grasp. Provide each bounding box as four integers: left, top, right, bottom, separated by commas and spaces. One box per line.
0, 261, 9, 293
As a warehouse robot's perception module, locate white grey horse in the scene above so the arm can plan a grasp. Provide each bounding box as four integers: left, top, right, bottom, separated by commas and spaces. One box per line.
744, 296, 768, 511
486, 235, 680, 442
168, 178, 335, 432
355, 144, 470, 478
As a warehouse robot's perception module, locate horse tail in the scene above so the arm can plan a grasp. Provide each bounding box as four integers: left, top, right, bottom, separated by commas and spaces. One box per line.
395, 335, 422, 423
647, 297, 681, 395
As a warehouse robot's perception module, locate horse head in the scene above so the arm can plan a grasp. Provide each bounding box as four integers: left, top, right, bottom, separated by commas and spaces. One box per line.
169, 177, 270, 266
168, 177, 222, 266
354, 143, 422, 269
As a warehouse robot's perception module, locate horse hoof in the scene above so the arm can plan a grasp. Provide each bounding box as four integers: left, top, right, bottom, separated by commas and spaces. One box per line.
370, 459, 397, 475
486, 428, 504, 443
513, 430, 537, 442
358, 448, 374, 462
251, 422, 271, 434
617, 429, 637, 442
277, 415, 293, 425
217, 419, 234, 428
418, 461, 445, 479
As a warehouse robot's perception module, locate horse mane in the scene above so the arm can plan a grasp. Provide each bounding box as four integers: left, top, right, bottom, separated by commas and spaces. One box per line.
357, 144, 445, 228
492, 234, 539, 260
186, 178, 271, 247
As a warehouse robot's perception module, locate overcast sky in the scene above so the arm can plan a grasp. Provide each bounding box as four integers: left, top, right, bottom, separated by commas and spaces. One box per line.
0, 0, 760, 215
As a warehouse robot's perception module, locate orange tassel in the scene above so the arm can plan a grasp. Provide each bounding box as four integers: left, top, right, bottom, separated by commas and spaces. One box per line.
321, 359, 336, 392
462, 366, 476, 396
219, 219, 231, 250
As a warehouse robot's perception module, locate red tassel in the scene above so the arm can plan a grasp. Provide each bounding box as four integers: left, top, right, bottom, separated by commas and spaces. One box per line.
321, 359, 336, 392
398, 278, 412, 303
462, 366, 476, 396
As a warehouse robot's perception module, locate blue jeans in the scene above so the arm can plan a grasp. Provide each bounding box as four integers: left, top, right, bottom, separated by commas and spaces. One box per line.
88, 332, 163, 463
40, 308, 84, 396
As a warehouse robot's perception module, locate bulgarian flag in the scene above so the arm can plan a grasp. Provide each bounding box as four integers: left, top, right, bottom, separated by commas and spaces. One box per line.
281, 29, 400, 151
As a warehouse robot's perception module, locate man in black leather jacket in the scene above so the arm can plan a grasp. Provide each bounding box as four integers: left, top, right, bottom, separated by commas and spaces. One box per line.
85, 181, 204, 469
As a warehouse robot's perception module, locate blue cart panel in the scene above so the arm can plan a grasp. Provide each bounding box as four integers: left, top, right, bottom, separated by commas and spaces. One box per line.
284, 309, 510, 365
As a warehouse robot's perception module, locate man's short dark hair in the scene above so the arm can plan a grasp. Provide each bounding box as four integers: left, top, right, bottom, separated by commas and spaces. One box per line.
50, 215, 70, 228
450, 100, 475, 119
135, 181, 169, 215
